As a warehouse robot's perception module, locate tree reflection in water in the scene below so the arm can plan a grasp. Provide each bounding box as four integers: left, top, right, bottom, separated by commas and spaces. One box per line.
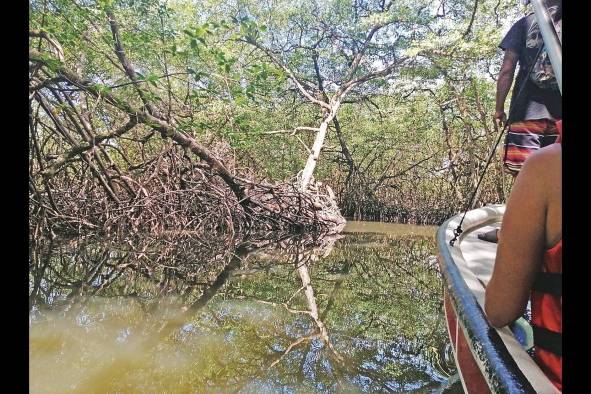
29, 231, 461, 393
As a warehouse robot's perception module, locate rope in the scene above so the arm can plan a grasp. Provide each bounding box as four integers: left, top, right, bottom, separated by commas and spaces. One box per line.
449, 122, 508, 246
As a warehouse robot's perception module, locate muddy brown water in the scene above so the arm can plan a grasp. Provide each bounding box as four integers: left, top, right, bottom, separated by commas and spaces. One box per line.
29, 221, 463, 393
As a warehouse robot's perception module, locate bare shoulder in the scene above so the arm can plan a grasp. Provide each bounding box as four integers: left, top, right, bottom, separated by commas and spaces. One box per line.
509, 143, 561, 213
519, 143, 562, 245
532, 142, 561, 159
520, 143, 561, 175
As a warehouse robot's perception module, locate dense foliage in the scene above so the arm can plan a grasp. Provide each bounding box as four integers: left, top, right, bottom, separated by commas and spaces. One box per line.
30, 0, 529, 226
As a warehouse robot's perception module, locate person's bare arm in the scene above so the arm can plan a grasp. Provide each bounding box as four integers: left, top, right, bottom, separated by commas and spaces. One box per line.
484, 149, 551, 327
494, 49, 519, 129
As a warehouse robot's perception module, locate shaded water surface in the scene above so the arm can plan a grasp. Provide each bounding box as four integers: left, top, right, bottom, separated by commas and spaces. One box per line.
29, 221, 462, 393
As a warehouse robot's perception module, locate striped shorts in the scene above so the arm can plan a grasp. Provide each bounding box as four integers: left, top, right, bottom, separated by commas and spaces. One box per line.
503, 119, 560, 176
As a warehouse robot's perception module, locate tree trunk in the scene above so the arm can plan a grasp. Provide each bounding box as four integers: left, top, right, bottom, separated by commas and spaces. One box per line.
333, 116, 356, 187
300, 102, 341, 191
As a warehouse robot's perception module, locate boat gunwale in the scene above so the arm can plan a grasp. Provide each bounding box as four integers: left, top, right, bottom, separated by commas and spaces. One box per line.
437, 211, 537, 394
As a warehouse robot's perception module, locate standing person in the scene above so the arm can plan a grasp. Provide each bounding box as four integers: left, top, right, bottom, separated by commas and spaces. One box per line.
479, 0, 562, 243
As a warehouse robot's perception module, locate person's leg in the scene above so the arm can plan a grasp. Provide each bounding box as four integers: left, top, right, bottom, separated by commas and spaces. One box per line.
478, 228, 500, 242
540, 119, 560, 148
502, 119, 549, 174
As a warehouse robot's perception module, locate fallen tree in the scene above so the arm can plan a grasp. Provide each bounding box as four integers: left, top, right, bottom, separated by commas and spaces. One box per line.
29, 10, 345, 238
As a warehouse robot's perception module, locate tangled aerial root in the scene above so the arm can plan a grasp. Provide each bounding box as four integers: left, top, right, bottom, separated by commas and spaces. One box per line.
30, 148, 345, 240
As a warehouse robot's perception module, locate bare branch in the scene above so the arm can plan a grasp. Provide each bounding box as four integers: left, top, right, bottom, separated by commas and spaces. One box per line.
29, 29, 64, 61
106, 10, 160, 116
262, 127, 320, 135
41, 119, 138, 178
30, 48, 248, 204
462, 0, 479, 39
247, 40, 331, 110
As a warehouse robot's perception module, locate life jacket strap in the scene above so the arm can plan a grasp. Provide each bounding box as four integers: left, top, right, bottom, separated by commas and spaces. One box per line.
532, 272, 562, 296
532, 324, 562, 356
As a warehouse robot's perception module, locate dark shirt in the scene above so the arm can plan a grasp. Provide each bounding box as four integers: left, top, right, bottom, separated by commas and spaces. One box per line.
499, 11, 562, 122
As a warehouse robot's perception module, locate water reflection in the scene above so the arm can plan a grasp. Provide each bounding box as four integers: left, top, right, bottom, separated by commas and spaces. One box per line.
30, 227, 460, 393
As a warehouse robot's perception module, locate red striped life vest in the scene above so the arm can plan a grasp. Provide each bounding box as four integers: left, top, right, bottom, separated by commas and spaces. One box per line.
531, 240, 562, 390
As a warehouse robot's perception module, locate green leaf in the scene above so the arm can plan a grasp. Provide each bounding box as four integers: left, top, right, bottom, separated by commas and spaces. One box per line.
97, 0, 115, 11
245, 85, 255, 99
93, 83, 112, 94
146, 74, 159, 87
188, 69, 206, 81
